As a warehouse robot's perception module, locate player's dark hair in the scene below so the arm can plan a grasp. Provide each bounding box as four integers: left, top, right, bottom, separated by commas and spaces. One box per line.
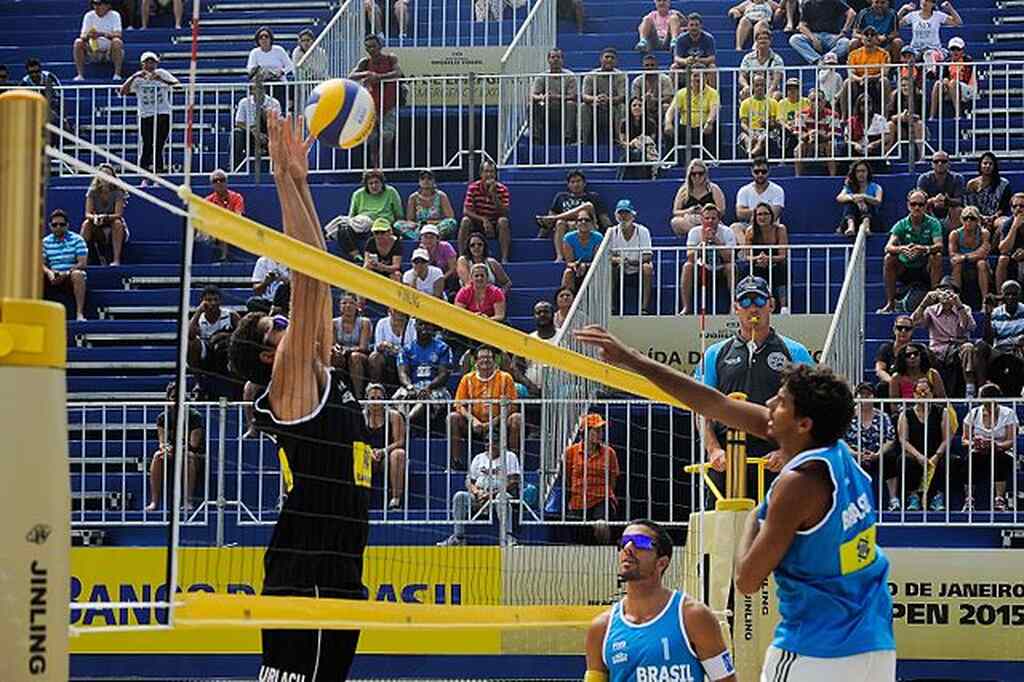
201, 284, 221, 299
25, 57, 41, 70
566, 168, 586, 182
230, 312, 273, 386
780, 364, 855, 447
628, 518, 673, 562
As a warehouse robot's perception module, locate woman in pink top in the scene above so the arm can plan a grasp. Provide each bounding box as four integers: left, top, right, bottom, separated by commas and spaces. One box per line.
454, 262, 506, 322
636, 0, 683, 51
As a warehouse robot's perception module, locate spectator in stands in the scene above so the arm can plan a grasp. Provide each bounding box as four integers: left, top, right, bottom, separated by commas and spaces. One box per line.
741, 202, 790, 312
438, 437, 522, 546
966, 152, 1013, 238
909, 276, 976, 396
673, 13, 717, 71
875, 315, 915, 396
448, 345, 522, 467
895, 44, 923, 96
419, 224, 459, 295
21, 58, 62, 125
250, 255, 290, 306
362, 0, 383, 34
794, 89, 840, 176
917, 150, 965, 232
247, 26, 293, 110
538, 169, 611, 262
883, 75, 926, 161
961, 382, 1018, 511
948, 205, 992, 306
878, 189, 944, 313
350, 169, 404, 225
606, 199, 653, 313
842, 26, 890, 118
331, 292, 371, 398
733, 157, 785, 230
510, 300, 557, 400
815, 52, 845, 110
789, 0, 855, 65
996, 193, 1024, 289
42, 208, 88, 321
969, 280, 1024, 396
145, 381, 204, 511
561, 212, 605, 291
397, 169, 457, 240
631, 53, 675, 122
554, 286, 575, 328
120, 51, 178, 178
681, 204, 737, 314
81, 163, 128, 267
845, 382, 900, 509
635, 0, 684, 52
777, 78, 810, 157
364, 218, 403, 282
738, 26, 785, 99
897, 0, 962, 64
232, 81, 281, 170
349, 34, 402, 167
896, 376, 951, 511
187, 285, 239, 394
837, 159, 884, 235
930, 37, 974, 118
728, 0, 781, 51
618, 97, 661, 180
455, 263, 507, 323
73, 0, 125, 82
889, 341, 947, 399
369, 307, 416, 389
737, 75, 779, 159
203, 168, 244, 261
581, 48, 628, 146
394, 319, 454, 423
565, 413, 620, 530
403, 248, 445, 298
456, 234, 512, 294
663, 69, 719, 157
140, 0, 182, 29
530, 48, 578, 145
846, 93, 886, 158
292, 28, 328, 81
852, 0, 903, 61
363, 382, 407, 510
670, 159, 726, 237
459, 161, 512, 262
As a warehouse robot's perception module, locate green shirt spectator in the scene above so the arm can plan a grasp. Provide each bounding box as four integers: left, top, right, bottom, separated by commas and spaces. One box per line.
349, 169, 404, 223
890, 213, 943, 266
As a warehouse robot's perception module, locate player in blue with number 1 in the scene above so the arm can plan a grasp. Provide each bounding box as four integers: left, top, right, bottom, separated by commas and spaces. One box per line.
585, 520, 737, 682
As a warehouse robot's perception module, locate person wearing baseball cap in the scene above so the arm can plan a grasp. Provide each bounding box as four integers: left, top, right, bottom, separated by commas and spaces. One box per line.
402, 247, 445, 298
777, 78, 810, 156
364, 218, 403, 281
931, 36, 975, 118
119, 47, 179, 179
844, 24, 888, 116
947, 205, 991, 305
694, 273, 814, 499
563, 412, 618, 538
606, 199, 654, 313
74, 0, 125, 81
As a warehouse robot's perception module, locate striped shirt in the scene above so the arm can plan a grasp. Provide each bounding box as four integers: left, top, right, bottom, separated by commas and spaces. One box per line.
991, 304, 1024, 350
42, 231, 87, 271
463, 180, 510, 221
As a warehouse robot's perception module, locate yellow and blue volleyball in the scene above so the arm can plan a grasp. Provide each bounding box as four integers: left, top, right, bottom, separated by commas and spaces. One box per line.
304, 78, 376, 149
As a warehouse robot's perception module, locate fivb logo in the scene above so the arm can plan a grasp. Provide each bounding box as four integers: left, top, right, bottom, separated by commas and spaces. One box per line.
258, 666, 307, 682
634, 665, 696, 682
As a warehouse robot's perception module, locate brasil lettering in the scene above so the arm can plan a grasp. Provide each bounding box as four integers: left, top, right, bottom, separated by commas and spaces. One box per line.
70, 579, 462, 627
634, 664, 696, 682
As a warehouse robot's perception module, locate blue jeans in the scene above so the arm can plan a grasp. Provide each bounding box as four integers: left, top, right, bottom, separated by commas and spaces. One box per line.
789, 31, 850, 64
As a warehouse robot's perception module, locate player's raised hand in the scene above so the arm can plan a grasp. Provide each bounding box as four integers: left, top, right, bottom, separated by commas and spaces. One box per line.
282, 114, 313, 182
574, 325, 636, 368
266, 110, 288, 178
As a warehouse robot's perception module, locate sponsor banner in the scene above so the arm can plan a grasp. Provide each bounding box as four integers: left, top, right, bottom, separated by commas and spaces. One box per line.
608, 315, 831, 377
390, 47, 504, 105
70, 547, 500, 654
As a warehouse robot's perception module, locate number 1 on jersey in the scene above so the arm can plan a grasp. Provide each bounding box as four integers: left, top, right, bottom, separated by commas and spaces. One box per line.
661, 637, 670, 661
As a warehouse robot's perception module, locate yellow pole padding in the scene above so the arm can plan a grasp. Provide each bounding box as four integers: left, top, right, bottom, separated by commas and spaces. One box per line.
182, 189, 688, 408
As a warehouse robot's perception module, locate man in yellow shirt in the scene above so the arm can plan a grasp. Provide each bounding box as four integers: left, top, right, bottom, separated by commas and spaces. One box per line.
777, 77, 810, 157
447, 345, 521, 467
663, 69, 719, 156
738, 74, 779, 158
843, 26, 890, 117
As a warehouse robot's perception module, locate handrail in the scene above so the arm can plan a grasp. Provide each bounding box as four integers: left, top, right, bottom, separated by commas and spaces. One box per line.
499, 0, 552, 68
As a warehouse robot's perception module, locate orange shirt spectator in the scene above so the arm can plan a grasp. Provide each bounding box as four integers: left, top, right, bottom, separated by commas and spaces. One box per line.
204, 169, 245, 214
848, 45, 889, 77
454, 356, 518, 423
565, 413, 619, 513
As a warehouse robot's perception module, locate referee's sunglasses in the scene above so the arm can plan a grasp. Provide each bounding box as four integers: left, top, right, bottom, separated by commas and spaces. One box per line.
737, 294, 769, 309
618, 533, 657, 552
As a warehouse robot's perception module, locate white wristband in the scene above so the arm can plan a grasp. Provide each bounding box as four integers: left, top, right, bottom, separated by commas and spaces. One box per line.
701, 650, 736, 681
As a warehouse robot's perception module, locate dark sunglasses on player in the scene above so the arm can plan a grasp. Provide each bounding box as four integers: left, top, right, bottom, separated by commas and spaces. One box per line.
618, 533, 657, 551
737, 294, 769, 309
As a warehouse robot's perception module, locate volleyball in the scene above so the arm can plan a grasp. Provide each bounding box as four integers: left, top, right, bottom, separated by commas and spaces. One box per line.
304, 78, 377, 149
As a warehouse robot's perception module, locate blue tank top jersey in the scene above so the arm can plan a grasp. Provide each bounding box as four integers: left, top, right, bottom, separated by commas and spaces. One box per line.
755, 440, 895, 658
602, 590, 703, 682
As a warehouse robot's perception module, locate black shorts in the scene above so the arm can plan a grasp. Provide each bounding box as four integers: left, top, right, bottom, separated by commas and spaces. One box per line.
261, 626, 360, 682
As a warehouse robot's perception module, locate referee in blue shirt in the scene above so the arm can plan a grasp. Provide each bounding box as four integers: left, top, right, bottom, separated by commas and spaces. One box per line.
41, 208, 89, 320
696, 276, 814, 499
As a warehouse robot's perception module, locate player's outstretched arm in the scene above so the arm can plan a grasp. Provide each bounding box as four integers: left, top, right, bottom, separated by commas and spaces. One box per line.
683, 599, 736, 682
266, 112, 332, 420
574, 325, 770, 439
583, 611, 611, 680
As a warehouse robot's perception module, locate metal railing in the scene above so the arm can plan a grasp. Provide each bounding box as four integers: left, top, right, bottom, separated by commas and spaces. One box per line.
293, 0, 362, 106
822, 225, 867, 384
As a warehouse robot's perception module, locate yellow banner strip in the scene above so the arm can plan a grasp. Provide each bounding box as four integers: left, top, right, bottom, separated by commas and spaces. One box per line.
176, 593, 603, 630
181, 188, 685, 408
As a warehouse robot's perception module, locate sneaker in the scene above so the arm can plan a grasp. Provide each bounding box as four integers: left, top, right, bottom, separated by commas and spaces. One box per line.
929, 492, 945, 512
906, 493, 921, 511
779, 306, 790, 315
73, 74, 85, 82
888, 498, 901, 512
635, 38, 650, 52
961, 496, 974, 512
387, 497, 402, 510
436, 534, 464, 547
995, 496, 1008, 511
504, 534, 518, 547
112, 73, 122, 81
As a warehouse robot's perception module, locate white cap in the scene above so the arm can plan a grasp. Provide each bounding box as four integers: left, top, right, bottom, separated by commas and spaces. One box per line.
948, 36, 965, 49
419, 224, 439, 236
411, 248, 430, 262
140, 51, 160, 63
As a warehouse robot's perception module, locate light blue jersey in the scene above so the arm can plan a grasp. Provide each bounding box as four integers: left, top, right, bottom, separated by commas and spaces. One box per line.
602, 590, 705, 682
756, 440, 895, 658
